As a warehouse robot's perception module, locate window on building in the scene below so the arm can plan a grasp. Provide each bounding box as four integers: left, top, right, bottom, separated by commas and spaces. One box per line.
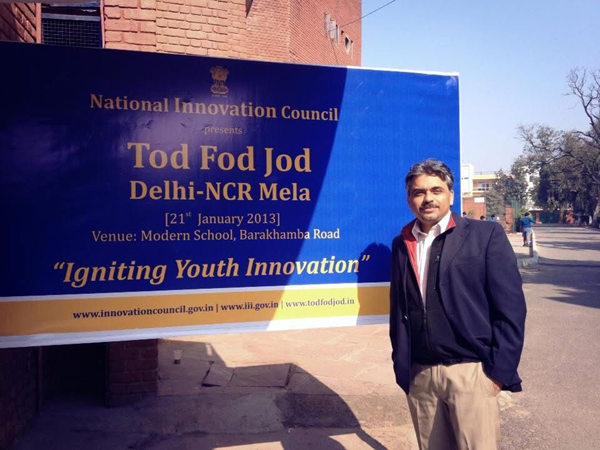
478, 182, 491, 191
344, 35, 353, 57
42, 2, 102, 48
331, 21, 339, 44
324, 12, 340, 44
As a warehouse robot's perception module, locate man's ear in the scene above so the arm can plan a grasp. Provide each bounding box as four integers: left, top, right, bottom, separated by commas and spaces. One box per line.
450, 190, 455, 206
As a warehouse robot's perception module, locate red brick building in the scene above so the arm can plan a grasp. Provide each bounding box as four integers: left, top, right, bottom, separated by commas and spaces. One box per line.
103, 0, 360, 65
0, 1, 361, 447
1, 1, 360, 64
0, 3, 39, 43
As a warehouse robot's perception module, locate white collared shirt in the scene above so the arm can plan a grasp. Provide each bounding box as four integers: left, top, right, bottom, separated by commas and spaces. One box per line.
411, 211, 452, 306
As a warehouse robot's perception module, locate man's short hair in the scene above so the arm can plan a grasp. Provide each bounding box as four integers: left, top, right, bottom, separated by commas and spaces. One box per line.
405, 159, 454, 192
524, 212, 530, 216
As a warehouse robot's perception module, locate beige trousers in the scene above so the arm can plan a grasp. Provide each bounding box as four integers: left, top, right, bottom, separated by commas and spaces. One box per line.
407, 362, 500, 450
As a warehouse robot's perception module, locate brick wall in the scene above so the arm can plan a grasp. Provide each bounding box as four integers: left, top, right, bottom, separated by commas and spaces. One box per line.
0, 348, 38, 450
504, 205, 515, 232
246, 0, 290, 62
462, 197, 487, 219
157, 0, 249, 58
462, 200, 516, 231
290, 0, 361, 66
104, 0, 158, 52
102, 0, 362, 65
246, 0, 362, 65
0, 3, 38, 43
104, 0, 252, 58
107, 339, 159, 406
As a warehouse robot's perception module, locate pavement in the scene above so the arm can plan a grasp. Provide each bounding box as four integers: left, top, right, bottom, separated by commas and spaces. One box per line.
500, 224, 600, 449
11, 230, 539, 450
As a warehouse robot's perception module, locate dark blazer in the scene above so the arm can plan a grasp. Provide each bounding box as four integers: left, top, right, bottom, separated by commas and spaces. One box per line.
389, 211, 527, 394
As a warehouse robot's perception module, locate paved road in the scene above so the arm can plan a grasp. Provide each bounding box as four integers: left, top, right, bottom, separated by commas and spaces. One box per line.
501, 225, 600, 450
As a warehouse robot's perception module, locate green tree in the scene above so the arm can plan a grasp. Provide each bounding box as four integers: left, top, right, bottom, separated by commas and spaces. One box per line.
484, 189, 504, 217
494, 158, 530, 205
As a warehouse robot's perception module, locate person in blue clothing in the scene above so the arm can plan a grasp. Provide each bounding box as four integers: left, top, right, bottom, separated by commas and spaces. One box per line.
520, 212, 536, 247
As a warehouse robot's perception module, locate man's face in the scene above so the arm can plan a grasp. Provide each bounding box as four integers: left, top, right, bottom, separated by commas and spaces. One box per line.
407, 174, 454, 232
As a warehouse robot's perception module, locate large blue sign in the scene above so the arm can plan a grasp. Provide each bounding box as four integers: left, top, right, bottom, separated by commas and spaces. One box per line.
0, 42, 460, 346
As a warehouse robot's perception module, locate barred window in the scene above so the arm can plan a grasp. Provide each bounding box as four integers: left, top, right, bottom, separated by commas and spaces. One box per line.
42, 2, 102, 48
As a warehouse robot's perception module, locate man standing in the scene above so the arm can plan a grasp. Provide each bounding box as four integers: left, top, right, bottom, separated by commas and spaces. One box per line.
520, 212, 536, 247
389, 159, 527, 450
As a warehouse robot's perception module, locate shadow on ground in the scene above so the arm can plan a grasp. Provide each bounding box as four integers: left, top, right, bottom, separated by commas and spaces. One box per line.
154, 339, 390, 449
520, 225, 600, 310
12, 334, 415, 450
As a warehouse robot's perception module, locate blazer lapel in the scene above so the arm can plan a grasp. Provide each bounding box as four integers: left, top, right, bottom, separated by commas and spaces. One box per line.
440, 213, 471, 279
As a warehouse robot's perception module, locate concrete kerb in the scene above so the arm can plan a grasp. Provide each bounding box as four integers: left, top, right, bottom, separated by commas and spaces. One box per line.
517, 230, 539, 268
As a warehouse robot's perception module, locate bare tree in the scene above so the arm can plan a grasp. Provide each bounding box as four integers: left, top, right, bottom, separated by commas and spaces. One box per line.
518, 68, 600, 218
568, 68, 600, 151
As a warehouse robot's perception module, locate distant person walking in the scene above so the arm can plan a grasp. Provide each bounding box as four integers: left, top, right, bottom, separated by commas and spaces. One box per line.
520, 212, 535, 247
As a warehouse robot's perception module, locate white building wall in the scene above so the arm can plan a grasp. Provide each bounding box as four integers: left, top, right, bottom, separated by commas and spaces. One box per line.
461, 163, 474, 197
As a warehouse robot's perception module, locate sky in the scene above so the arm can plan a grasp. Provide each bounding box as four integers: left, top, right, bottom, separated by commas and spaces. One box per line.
361, 0, 600, 173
